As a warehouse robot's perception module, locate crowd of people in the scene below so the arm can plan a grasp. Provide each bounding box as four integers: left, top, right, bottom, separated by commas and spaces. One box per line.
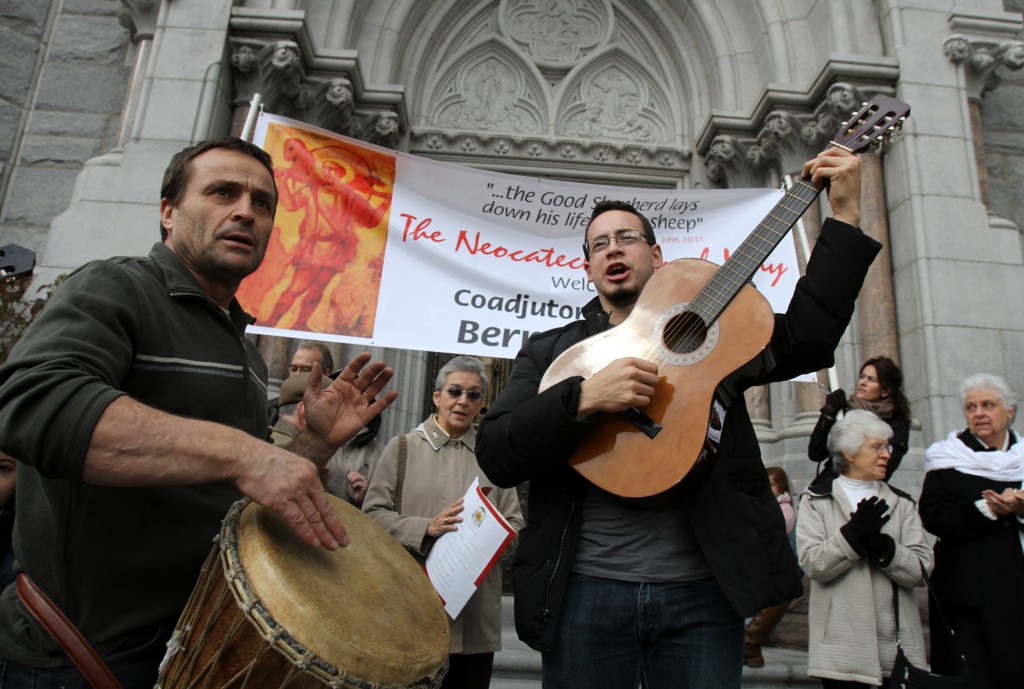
0, 133, 1019, 689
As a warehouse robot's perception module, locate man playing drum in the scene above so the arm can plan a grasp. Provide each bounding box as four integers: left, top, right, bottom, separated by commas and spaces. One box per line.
0, 137, 397, 688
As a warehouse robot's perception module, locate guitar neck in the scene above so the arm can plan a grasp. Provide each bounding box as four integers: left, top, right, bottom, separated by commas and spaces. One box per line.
688, 178, 820, 324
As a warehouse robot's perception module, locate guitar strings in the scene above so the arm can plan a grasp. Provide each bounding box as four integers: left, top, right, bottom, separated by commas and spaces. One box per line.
646, 109, 903, 365
642, 178, 821, 366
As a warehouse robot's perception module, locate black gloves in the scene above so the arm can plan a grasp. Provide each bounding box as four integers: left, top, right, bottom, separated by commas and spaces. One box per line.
840, 496, 890, 557
821, 388, 847, 418
866, 533, 896, 567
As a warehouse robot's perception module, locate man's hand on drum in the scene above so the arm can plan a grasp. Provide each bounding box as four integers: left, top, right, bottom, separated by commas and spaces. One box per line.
232, 445, 349, 550
427, 498, 465, 538
290, 353, 398, 464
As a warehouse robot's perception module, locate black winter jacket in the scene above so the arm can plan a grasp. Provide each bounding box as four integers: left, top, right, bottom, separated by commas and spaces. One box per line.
477, 218, 881, 651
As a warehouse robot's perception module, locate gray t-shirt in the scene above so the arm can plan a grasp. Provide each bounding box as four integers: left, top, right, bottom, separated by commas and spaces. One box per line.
571, 485, 712, 582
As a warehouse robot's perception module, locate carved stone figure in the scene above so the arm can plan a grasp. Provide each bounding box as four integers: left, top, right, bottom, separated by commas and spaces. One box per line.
357, 111, 401, 148
506, 0, 603, 65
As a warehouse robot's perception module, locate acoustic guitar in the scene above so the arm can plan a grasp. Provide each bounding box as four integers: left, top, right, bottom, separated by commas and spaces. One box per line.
538, 95, 910, 507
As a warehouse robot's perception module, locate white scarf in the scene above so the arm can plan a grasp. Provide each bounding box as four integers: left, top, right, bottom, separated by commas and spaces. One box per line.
924, 429, 1024, 481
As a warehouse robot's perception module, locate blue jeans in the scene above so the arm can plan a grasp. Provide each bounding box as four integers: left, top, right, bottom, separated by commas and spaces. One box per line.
542, 574, 743, 689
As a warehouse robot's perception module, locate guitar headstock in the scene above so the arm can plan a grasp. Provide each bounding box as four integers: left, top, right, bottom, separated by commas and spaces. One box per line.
831, 95, 910, 154
0, 243, 36, 284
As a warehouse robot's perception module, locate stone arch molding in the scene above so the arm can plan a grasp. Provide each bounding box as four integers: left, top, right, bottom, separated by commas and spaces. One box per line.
498, 0, 612, 75
558, 48, 673, 145
411, 0, 689, 184
431, 41, 547, 135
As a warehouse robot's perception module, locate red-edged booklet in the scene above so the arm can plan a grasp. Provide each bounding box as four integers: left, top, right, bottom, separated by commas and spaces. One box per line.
425, 477, 516, 618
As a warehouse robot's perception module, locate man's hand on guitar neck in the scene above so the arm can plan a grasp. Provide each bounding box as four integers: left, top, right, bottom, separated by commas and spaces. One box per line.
576, 357, 660, 421
802, 148, 861, 228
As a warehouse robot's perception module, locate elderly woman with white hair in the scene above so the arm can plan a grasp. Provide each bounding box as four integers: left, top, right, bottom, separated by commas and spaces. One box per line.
919, 373, 1024, 689
798, 409, 932, 688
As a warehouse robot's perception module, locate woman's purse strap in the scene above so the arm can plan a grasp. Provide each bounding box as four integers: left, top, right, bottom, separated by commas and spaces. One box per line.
395, 433, 408, 514
891, 565, 966, 669
15, 573, 125, 689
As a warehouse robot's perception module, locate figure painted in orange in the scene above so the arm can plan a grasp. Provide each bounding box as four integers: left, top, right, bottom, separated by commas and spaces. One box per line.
263, 137, 392, 331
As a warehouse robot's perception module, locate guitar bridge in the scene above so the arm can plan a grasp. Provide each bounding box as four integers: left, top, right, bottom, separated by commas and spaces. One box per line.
621, 407, 662, 439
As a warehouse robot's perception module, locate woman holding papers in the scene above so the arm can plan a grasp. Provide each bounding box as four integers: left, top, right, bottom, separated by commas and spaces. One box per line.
364, 356, 524, 689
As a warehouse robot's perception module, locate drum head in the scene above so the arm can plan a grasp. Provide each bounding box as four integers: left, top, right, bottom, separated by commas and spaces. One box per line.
235, 495, 449, 687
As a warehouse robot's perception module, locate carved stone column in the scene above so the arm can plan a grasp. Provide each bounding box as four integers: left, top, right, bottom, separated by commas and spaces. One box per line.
227, 38, 401, 146
856, 150, 899, 362
704, 136, 771, 190
704, 136, 776, 431
944, 34, 1024, 206
794, 201, 829, 424
795, 84, 890, 418
258, 336, 290, 399
116, 0, 160, 148
366, 346, 429, 445
735, 100, 853, 431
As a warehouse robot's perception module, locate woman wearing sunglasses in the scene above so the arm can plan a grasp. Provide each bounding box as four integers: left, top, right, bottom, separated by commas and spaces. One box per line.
363, 355, 524, 689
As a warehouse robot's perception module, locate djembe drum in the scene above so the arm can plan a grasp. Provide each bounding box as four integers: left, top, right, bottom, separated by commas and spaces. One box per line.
156, 496, 450, 689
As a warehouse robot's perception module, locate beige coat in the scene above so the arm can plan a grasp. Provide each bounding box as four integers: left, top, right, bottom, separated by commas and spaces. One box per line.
797, 479, 933, 686
363, 416, 524, 654
324, 434, 385, 505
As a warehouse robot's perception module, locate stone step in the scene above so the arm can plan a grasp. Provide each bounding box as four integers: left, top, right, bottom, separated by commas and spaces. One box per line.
741, 648, 817, 688
490, 678, 543, 689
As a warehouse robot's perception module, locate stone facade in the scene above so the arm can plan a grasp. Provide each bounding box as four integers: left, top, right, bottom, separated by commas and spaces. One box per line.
0, 0, 130, 259
1, 0, 1023, 498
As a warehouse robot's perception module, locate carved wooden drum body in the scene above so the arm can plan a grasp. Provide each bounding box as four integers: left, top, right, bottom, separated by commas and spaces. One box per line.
156, 496, 450, 689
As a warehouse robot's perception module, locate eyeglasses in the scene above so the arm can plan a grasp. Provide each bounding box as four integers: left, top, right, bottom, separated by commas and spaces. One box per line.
868, 442, 893, 454
444, 386, 484, 402
584, 229, 647, 255
289, 364, 314, 373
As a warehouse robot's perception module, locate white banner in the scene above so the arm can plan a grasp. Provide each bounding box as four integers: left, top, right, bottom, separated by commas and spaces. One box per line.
240, 114, 801, 361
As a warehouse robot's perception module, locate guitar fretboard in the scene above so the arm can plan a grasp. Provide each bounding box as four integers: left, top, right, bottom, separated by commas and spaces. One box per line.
688, 178, 821, 324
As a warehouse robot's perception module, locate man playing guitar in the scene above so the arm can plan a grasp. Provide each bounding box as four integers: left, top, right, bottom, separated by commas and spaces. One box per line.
476, 146, 881, 689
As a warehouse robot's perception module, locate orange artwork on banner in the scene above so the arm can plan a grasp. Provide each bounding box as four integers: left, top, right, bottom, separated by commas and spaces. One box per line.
237, 122, 395, 337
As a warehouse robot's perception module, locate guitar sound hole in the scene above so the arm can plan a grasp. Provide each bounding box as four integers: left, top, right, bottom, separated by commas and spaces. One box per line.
663, 312, 707, 355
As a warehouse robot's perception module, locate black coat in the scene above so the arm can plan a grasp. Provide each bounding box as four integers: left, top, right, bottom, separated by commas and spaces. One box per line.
476, 219, 881, 651
918, 430, 1024, 689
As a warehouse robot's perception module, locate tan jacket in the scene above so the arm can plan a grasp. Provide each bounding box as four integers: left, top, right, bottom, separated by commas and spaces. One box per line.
324, 435, 385, 506
363, 416, 524, 654
797, 479, 933, 685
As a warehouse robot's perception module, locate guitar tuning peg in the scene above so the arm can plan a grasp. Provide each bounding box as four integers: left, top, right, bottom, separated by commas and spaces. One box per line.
841, 121, 849, 129
862, 101, 869, 107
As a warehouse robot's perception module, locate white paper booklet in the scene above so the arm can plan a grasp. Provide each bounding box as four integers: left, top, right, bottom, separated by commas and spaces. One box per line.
425, 477, 516, 618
